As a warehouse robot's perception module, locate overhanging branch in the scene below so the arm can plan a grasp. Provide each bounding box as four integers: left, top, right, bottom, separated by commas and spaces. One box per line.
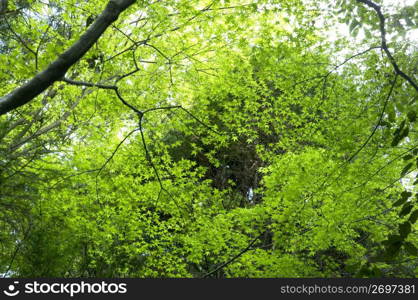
0, 0, 136, 116
356, 0, 418, 94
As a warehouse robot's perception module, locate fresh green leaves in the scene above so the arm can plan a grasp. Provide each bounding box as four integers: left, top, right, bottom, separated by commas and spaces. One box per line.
0, 0, 417, 278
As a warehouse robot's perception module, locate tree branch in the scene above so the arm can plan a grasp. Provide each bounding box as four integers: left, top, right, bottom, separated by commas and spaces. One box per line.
356, 0, 418, 94
346, 74, 398, 162
0, 0, 136, 116
202, 232, 263, 278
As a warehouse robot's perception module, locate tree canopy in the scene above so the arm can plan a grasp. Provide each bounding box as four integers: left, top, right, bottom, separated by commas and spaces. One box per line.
0, 0, 417, 278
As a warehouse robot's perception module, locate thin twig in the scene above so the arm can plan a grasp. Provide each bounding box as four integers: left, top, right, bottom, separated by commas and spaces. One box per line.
346, 74, 398, 162
202, 232, 263, 278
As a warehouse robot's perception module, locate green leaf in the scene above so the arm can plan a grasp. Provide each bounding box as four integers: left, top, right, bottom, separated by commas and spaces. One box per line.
400, 162, 413, 177
352, 27, 360, 37
402, 154, 414, 161
394, 120, 406, 135
407, 111, 417, 122
385, 242, 402, 259
399, 204, 413, 217
392, 198, 406, 207
399, 221, 411, 238
395, 102, 406, 113
388, 109, 396, 123
349, 20, 360, 33
403, 242, 418, 256
400, 127, 409, 139
391, 123, 409, 147
408, 210, 418, 224
400, 191, 412, 199
405, 18, 415, 27
393, 191, 410, 207
391, 135, 401, 147
386, 234, 402, 244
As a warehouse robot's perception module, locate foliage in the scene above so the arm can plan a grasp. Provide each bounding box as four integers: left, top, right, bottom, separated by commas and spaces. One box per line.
0, 0, 417, 278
